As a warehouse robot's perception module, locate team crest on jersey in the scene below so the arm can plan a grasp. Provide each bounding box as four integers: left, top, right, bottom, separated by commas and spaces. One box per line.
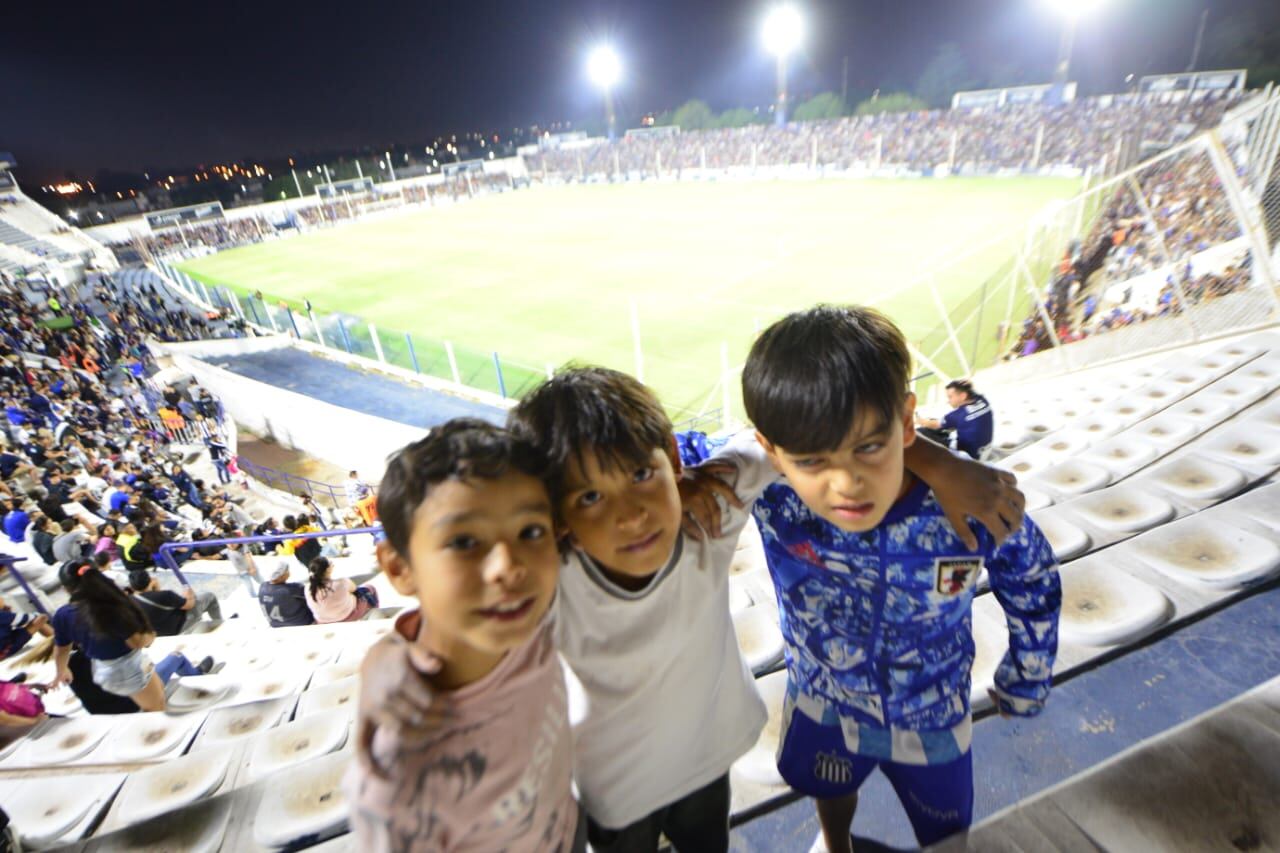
934, 557, 982, 595
787, 541, 823, 567
813, 751, 853, 785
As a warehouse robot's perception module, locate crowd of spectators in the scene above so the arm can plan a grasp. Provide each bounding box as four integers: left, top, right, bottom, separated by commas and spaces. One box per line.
525, 95, 1238, 178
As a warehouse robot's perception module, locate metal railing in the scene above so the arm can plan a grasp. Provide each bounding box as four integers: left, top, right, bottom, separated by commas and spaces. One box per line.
1, 556, 49, 617
156, 527, 381, 579
234, 458, 348, 508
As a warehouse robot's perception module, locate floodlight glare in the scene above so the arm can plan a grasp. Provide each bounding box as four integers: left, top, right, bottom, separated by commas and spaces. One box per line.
762, 4, 804, 57
587, 45, 622, 90
1045, 0, 1107, 19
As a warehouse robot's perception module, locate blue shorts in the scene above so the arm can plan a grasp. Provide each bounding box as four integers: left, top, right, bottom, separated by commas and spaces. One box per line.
777, 699, 973, 847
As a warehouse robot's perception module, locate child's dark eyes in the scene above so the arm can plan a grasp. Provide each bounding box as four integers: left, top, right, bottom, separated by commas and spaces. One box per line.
632, 467, 656, 484
856, 443, 885, 454
445, 534, 478, 552
576, 490, 602, 509
520, 523, 548, 541
793, 458, 824, 469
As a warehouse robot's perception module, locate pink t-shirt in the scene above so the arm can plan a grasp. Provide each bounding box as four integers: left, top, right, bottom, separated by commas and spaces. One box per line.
346, 609, 578, 852
304, 577, 357, 623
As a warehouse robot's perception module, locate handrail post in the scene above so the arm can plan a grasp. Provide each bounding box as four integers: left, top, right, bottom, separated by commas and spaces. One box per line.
1, 559, 50, 616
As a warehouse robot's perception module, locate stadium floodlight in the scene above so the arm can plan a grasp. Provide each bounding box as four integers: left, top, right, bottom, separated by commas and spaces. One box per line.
586, 44, 622, 141
1044, 0, 1107, 20
762, 4, 804, 125
762, 4, 804, 57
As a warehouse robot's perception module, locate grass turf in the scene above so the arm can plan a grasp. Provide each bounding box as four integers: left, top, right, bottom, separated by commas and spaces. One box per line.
179, 177, 1080, 422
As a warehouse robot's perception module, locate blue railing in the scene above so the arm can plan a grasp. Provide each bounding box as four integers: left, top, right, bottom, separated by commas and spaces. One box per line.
234, 458, 349, 508
157, 527, 381, 579
0, 556, 49, 616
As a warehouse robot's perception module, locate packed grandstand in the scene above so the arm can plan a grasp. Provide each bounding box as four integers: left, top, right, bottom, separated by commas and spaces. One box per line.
0, 72, 1278, 851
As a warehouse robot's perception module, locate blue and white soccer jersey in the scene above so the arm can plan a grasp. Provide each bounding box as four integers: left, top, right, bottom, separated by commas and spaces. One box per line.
941, 394, 994, 459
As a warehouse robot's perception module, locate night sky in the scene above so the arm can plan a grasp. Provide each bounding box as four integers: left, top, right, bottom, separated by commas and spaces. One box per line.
1, 0, 1263, 182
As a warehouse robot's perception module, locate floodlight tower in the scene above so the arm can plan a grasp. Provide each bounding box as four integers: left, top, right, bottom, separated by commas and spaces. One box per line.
1046, 0, 1109, 103
762, 4, 804, 126
587, 45, 622, 141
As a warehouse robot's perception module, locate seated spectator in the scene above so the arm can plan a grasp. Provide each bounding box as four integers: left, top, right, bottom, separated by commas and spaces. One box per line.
93, 523, 121, 562
2, 499, 28, 544
126, 570, 223, 635
28, 515, 56, 565
0, 596, 52, 661
304, 556, 378, 624
917, 379, 995, 459
258, 561, 316, 628
51, 516, 92, 562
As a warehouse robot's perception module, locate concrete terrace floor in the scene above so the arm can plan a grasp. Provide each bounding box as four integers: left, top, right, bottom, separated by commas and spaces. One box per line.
204, 347, 507, 430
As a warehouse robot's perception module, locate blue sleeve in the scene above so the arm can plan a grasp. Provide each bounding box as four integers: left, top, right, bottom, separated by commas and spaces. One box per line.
985, 519, 1061, 717
941, 409, 961, 431
675, 431, 732, 468
52, 606, 77, 647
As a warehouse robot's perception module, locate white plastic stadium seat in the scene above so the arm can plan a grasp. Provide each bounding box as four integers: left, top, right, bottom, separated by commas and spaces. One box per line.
1031, 459, 1113, 497
296, 675, 360, 718
1068, 486, 1176, 534
246, 708, 351, 782
17, 715, 115, 765
195, 697, 294, 748
1128, 515, 1280, 589
733, 606, 785, 674
167, 673, 238, 712
108, 710, 206, 762
1164, 395, 1235, 426
252, 750, 353, 848
112, 747, 233, 826
1141, 455, 1247, 503
92, 796, 233, 853
1130, 413, 1200, 449
1056, 558, 1172, 647
0, 773, 125, 847
732, 669, 789, 786
1078, 436, 1161, 479
1197, 424, 1280, 468
1027, 509, 1091, 561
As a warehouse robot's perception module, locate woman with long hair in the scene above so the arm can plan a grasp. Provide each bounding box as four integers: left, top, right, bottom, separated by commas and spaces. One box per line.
47, 561, 211, 712
304, 557, 379, 624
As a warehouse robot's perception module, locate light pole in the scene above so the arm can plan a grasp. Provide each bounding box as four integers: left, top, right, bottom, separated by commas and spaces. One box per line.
587, 45, 622, 141
1046, 0, 1108, 104
762, 4, 804, 126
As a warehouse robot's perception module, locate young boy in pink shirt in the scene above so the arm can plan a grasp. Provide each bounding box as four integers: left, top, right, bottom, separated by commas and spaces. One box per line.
345, 419, 582, 852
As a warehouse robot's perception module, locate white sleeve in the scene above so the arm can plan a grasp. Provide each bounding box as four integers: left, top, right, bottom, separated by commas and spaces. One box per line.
707, 430, 781, 506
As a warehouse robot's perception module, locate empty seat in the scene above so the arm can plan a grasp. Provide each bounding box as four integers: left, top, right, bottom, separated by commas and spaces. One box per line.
1197, 424, 1280, 468
1078, 436, 1161, 479
1028, 509, 1091, 561
1130, 413, 1200, 449
246, 708, 351, 782
297, 675, 360, 717
93, 794, 233, 853
0, 772, 125, 847
195, 697, 293, 748
1203, 376, 1274, 412
1056, 559, 1172, 647
113, 748, 233, 826
252, 750, 353, 848
17, 715, 114, 765
168, 674, 238, 712
1164, 396, 1234, 426
732, 669, 789, 786
1031, 459, 1113, 497
1141, 455, 1248, 502
1128, 515, 1280, 589
1069, 486, 1176, 534
108, 710, 207, 762
733, 606, 785, 674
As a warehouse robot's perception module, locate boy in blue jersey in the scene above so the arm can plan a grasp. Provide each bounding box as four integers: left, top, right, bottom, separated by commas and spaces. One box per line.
705, 306, 1060, 851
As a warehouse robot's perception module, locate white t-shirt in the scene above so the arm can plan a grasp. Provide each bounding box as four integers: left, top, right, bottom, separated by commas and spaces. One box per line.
553, 459, 775, 829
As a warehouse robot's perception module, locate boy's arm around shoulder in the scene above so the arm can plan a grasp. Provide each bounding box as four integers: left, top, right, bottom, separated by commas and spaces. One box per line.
677, 430, 781, 540
985, 518, 1062, 718
355, 614, 446, 779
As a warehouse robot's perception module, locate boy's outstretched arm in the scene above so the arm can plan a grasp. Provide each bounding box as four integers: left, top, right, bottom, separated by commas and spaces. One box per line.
356, 633, 448, 778
986, 524, 1062, 718
904, 437, 1025, 551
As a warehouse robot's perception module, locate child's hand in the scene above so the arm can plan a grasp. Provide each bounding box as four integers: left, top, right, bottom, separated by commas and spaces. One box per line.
930, 459, 1025, 551
356, 635, 448, 779
677, 462, 743, 540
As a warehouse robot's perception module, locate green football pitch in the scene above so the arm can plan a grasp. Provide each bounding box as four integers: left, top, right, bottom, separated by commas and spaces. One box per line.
179, 177, 1080, 422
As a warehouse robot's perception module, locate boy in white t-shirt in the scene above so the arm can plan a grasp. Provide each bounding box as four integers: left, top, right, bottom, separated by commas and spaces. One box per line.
358, 368, 1020, 852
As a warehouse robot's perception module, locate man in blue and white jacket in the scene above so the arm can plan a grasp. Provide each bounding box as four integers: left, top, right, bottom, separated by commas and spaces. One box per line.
692, 306, 1060, 852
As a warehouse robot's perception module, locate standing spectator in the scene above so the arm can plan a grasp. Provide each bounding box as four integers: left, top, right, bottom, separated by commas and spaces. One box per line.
205, 435, 231, 485
303, 557, 378, 624
343, 470, 372, 506
125, 571, 223, 635
224, 536, 260, 597
258, 562, 315, 628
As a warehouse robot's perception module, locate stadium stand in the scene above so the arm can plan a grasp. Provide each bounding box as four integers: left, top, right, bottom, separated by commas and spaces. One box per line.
0, 87, 1277, 852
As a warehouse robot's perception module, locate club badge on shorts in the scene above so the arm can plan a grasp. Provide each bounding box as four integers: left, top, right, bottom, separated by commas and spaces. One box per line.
935, 557, 982, 596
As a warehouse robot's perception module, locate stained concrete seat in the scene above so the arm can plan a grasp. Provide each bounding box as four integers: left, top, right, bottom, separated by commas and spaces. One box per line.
232, 667, 306, 705
1069, 486, 1176, 534
1141, 455, 1248, 502
1165, 395, 1235, 427
195, 697, 293, 748
1057, 559, 1172, 647
1098, 398, 1159, 427
1197, 424, 1280, 468
109, 710, 207, 762
297, 675, 360, 718
19, 715, 114, 765
246, 708, 351, 782
999, 446, 1055, 479
1031, 459, 1113, 497
1037, 430, 1093, 461
113, 748, 233, 826
0, 772, 125, 847
1068, 415, 1126, 442
733, 606, 785, 674
1079, 436, 1161, 478
1127, 515, 1280, 589
253, 750, 353, 848
1027, 509, 1091, 561
732, 669, 788, 786
1135, 379, 1189, 408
